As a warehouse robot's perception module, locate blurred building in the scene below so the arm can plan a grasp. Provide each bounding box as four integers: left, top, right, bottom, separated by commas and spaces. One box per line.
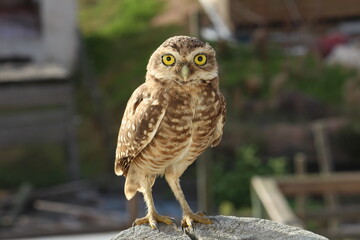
209, 0, 360, 31
0, 0, 78, 70
0, 0, 80, 180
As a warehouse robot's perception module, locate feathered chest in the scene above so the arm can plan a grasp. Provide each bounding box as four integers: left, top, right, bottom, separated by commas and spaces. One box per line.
152, 85, 222, 159
164, 86, 220, 130
116, 82, 224, 175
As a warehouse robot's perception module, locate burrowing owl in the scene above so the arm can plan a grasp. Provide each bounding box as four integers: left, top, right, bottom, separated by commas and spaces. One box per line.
115, 36, 226, 229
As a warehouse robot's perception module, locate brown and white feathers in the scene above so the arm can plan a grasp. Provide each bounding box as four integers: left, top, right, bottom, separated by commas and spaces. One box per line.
114, 36, 226, 200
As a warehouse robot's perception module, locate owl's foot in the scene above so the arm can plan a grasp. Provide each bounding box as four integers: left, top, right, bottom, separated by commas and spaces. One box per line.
132, 213, 175, 230
181, 211, 213, 230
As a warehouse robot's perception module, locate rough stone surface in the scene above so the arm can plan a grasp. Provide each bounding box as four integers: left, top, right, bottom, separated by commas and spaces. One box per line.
112, 215, 328, 240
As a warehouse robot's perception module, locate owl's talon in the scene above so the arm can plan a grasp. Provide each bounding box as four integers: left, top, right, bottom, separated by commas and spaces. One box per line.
195, 211, 207, 217
181, 212, 212, 230
209, 216, 220, 225
132, 216, 150, 227
149, 221, 158, 230
182, 219, 194, 232
132, 213, 174, 230
169, 217, 177, 225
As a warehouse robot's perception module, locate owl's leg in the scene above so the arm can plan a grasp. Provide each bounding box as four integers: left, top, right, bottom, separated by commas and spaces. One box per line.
133, 175, 175, 229
165, 172, 212, 229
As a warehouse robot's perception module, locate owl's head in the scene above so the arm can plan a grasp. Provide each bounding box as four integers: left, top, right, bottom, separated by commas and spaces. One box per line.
146, 36, 218, 85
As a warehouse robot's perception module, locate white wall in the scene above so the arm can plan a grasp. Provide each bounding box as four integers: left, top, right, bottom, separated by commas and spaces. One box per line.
42, 0, 78, 71
0, 0, 78, 72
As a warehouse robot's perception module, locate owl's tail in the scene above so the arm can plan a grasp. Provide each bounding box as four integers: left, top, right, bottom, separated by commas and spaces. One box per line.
124, 166, 157, 200
124, 165, 140, 200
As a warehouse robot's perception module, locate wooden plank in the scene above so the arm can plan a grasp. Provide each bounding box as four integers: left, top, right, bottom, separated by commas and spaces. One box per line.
0, 181, 93, 209
0, 110, 69, 147
294, 152, 306, 217
251, 176, 303, 228
318, 226, 360, 239
198, 0, 234, 41
62, 102, 80, 180
0, 109, 67, 128
312, 121, 338, 231
226, 0, 360, 26
34, 200, 117, 223
0, 183, 33, 227
312, 122, 334, 174
0, 123, 67, 147
0, 64, 69, 83
299, 205, 360, 221
189, 10, 201, 38
250, 181, 264, 218
0, 83, 72, 108
33, 180, 92, 199
276, 172, 360, 195
197, 149, 214, 214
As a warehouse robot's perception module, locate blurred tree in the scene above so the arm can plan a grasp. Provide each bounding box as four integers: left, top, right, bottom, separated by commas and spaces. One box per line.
212, 145, 287, 210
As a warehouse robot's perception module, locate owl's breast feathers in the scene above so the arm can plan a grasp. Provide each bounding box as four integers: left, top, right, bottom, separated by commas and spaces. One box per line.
115, 78, 225, 176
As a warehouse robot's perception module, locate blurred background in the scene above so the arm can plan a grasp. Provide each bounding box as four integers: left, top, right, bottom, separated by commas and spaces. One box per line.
0, 0, 360, 239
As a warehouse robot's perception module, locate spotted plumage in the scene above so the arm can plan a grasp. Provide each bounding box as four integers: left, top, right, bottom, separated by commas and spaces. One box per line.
114, 36, 226, 229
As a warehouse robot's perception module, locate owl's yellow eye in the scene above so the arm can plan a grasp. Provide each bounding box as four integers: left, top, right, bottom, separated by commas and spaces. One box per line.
162, 54, 176, 66
194, 54, 207, 66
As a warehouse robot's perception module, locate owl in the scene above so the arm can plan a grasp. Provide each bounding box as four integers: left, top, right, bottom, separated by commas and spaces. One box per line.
114, 36, 226, 229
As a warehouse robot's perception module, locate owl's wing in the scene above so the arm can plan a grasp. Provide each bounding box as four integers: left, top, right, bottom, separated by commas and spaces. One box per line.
211, 91, 226, 147
114, 84, 167, 176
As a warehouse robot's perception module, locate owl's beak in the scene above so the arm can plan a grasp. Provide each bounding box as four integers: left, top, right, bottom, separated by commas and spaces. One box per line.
181, 65, 190, 81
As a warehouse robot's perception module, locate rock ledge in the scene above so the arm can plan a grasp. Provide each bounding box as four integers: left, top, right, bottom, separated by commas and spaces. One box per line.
112, 215, 328, 240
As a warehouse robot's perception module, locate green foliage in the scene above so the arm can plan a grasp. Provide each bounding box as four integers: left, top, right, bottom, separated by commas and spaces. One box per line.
79, 0, 164, 37
214, 43, 356, 105
212, 145, 287, 209
287, 56, 357, 104
216, 44, 280, 88
79, 0, 180, 111
84, 27, 181, 109
0, 145, 66, 189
